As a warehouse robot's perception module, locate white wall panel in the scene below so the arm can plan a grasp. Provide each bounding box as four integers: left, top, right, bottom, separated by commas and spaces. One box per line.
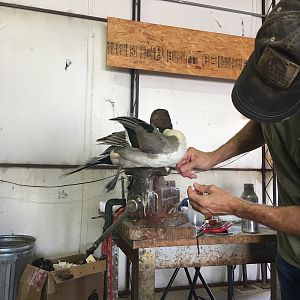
0, 167, 123, 257
0, 7, 89, 164
3, 0, 88, 14
94, 0, 132, 20
3, 0, 132, 19
0, 7, 130, 164
89, 23, 131, 158
137, 0, 264, 168
0, 167, 84, 256
138, 73, 261, 168
141, 0, 262, 37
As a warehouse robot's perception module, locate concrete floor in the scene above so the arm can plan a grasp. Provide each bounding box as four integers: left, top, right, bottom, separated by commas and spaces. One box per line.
155, 283, 270, 300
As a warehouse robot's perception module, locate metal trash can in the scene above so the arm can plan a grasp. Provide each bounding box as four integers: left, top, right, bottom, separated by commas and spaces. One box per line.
0, 235, 36, 300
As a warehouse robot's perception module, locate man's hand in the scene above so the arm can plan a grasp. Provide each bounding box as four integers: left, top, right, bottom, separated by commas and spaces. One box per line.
188, 183, 300, 237
176, 147, 218, 179
187, 182, 242, 219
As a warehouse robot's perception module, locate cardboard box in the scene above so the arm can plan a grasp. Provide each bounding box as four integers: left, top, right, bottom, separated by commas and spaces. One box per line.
17, 254, 106, 300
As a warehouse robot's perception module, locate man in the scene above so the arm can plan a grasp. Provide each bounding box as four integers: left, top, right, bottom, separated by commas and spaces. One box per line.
176, 1, 300, 298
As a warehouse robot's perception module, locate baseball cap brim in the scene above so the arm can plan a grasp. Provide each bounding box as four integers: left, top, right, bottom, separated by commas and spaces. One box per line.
232, 52, 300, 123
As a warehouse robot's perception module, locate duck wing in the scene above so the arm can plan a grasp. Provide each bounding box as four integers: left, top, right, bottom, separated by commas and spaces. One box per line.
111, 117, 156, 149
111, 116, 173, 154
96, 131, 129, 147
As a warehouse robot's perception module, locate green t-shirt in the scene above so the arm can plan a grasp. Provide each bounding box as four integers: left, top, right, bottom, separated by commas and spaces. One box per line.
261, 110, 300, 268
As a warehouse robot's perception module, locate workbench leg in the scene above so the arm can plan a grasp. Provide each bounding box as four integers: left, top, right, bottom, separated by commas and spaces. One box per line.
106, 239, 119, 300
261, 263, 268, 285
242, 264, 249, 288
131, 248, 156, 300
227, 265, 235, 300
160, 268, 180, 300
198, 270, 216, 300
184, 268, 198, 300
188, 268, 200, 300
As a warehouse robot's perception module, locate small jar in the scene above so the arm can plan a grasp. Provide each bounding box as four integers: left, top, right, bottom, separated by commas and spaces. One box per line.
241, 183, 259, 233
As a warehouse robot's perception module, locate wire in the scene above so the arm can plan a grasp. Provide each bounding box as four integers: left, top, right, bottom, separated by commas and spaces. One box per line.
0, 172, 124, 188
159, 0, 265, 18
265, 3, 273, 16
216, 152, 250, 168
0, 152, 249, 187
170, 152, 251, 175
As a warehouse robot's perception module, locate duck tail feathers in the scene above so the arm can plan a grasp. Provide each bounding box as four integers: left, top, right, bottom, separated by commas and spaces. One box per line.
61, 153, 112, 178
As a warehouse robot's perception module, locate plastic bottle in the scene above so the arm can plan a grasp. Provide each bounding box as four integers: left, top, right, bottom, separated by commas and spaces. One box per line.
241, 183, 259, 233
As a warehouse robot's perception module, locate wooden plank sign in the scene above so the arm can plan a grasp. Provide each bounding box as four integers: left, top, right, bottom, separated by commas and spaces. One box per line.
107, 17, 254, 80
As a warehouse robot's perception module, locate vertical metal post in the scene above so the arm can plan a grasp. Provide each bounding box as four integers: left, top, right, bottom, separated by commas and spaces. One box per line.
273, 168, 277, 206
262, 145, 267, 205
262, 0, 266, 23
130, 0, 141, 118
260, 0, 277, 288
126, 2, 143, 295
260, 1, 268, 287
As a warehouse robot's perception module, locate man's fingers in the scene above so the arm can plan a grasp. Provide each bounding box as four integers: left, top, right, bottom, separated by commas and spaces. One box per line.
187, 185, 194, 195
180, 161, 196, 174
177, 166, 197, 179
189, 200, 200, 211
176, 159, 198, 179
193, 183, 212, 194
176, 160, 185, 169
188, 195, 210, 218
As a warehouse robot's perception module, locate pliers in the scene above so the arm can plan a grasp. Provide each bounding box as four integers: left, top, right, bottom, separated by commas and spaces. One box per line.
196, 220, 233, 254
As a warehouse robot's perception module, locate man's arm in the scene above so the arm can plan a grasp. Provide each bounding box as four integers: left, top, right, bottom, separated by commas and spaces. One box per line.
177, 120, 265, 178
234, 201, 300, 236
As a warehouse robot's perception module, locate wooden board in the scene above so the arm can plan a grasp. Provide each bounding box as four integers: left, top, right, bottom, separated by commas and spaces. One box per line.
107, 17, 254, 80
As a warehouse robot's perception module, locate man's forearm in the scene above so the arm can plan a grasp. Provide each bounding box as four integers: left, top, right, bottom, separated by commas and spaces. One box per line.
233, 200, 300, 236
211, 120, 265, 164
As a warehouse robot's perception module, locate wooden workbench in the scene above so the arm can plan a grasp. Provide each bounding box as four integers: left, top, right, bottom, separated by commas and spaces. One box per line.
108, 225, 277, 300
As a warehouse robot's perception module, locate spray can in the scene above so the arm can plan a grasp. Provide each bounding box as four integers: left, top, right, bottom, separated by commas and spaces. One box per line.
241, 183, 259, 233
